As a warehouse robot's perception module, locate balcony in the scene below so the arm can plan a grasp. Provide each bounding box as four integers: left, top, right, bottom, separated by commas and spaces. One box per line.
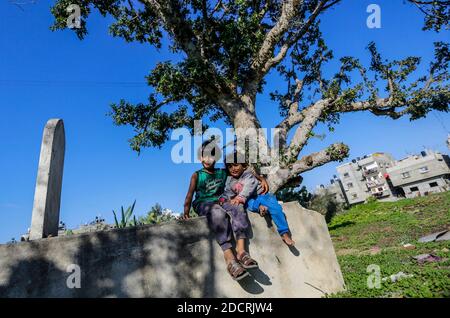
373, 191, 384, 198
366, 179, 385, 188
363, 167, 378, 176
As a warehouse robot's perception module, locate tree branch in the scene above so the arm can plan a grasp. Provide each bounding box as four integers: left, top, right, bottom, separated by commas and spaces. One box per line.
291, 142, 349, 175
243, 0, 339, 102
146, 0, 240, 118
242, 0, 305, 101
285, 98, 330, 162
262, 0, 330, 75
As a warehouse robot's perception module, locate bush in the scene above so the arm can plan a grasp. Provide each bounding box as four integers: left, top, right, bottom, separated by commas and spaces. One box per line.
308, 191, 346, 223
139, 203, 178, 225
276, 186, 312, 207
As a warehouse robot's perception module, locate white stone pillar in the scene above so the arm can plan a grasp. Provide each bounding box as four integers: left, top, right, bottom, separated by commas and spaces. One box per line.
29, 119, 66, 240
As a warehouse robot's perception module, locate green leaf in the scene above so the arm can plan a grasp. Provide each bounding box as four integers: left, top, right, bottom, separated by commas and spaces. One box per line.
113, 210, 120, 228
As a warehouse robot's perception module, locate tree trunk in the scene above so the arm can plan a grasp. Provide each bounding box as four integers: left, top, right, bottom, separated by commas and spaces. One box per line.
266, 167, 295, 194
232, 108, 294, 194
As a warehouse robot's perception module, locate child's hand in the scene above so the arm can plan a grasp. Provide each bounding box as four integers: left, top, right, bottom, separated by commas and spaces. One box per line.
260, 178, 269, 194
182, 211, 190, 220
259, 205, 268, 217
229, 197, 241, 206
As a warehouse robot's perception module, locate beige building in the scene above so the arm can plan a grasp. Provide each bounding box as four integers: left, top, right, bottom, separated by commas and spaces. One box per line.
336, 153, 397, 205
318, 150, 450, 206
316, 177, 348, 204
386, 150, 450, 198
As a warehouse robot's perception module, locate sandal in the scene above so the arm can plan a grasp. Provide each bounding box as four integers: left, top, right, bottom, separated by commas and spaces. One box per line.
227, 260, 249, 281
281, 233, 295, 246
237, 251, 259, 269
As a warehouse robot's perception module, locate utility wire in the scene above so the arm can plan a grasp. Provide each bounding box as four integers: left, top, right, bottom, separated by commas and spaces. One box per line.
433, 112, 449, 134
0, 79, 148, 88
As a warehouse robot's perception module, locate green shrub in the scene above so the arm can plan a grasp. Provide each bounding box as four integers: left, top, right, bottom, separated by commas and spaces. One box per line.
113, 200, 138, 228
309, 191, 345, 223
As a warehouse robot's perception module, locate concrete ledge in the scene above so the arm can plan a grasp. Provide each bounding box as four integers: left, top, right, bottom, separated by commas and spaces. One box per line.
0, 202, 345, 297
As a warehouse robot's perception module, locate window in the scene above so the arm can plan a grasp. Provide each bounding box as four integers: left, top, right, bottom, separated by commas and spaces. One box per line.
429, 182, 438, 188
352, 193, 358, 199
343, 172, 350, 178
419, 166, 429, 173
378, 187, 383, 192
410, 186, 419, 192
402, 172, 411, 179
347, 182, 353, 188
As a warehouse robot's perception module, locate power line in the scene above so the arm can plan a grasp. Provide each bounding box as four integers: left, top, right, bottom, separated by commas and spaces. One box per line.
433, 112, 449, 134
0, 79, 148, 88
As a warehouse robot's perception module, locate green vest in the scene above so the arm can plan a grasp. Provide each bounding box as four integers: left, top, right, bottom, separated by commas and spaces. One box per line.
192, 168, 227, 210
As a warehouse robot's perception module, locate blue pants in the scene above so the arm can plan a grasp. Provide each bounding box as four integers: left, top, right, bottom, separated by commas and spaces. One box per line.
246, 194, 290, 235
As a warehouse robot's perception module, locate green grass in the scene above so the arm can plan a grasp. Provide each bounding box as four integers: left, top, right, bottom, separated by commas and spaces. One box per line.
328, 192, 450, 298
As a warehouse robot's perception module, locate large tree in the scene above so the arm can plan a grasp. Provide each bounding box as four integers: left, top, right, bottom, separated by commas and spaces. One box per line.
51, 0, 449, 192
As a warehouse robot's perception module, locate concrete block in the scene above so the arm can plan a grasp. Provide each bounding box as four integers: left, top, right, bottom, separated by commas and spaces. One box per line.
0, 202, 345, 297
29, 119, 65, 240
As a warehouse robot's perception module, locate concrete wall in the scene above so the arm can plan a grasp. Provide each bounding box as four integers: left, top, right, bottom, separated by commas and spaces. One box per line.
401, 176, 450, 198
0, 202, 345, 298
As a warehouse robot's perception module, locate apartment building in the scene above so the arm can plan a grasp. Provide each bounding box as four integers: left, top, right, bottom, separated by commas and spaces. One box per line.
316, 176, 348, 204
336, 160, 368, 205
386, 150, 450, 198
358, 153, 397, 200
335, 153, 397, 205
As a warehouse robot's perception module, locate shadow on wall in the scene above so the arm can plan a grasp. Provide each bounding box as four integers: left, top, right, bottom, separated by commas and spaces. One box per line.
0, 256, 66, 298
236, 211, 300, 294
0, 219, 220, 298
0, 217, 277, 298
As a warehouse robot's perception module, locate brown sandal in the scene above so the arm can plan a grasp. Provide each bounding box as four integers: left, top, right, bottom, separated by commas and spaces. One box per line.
227, 260, 249, 281
281, 233, 295, 246
237, 251, 259, 269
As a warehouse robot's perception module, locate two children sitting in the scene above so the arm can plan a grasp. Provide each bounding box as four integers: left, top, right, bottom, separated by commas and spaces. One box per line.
183, 139, 294, 281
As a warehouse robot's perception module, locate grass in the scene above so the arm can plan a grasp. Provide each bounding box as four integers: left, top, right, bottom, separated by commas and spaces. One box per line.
328, 191, 450, 298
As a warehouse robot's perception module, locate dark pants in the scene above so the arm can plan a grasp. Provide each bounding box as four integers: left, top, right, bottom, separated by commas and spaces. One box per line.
197, 201, 249, 251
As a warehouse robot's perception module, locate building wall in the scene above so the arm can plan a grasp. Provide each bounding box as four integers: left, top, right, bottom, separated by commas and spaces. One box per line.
315, 177, 348, 204
337, 163, 368, 205
401, 176, 450, 198
328, 180, 347, 204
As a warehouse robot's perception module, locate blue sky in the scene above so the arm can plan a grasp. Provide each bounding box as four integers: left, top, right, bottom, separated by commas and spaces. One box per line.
0, 0, 449, 243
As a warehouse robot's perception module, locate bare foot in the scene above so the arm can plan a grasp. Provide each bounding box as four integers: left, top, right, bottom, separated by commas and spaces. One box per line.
282, 233, 295, 246
258, 205, 268, 217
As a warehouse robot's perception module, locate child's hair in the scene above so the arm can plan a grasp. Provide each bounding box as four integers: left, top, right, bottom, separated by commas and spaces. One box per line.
224, 151, 248, 168
197, 137, 222, 161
